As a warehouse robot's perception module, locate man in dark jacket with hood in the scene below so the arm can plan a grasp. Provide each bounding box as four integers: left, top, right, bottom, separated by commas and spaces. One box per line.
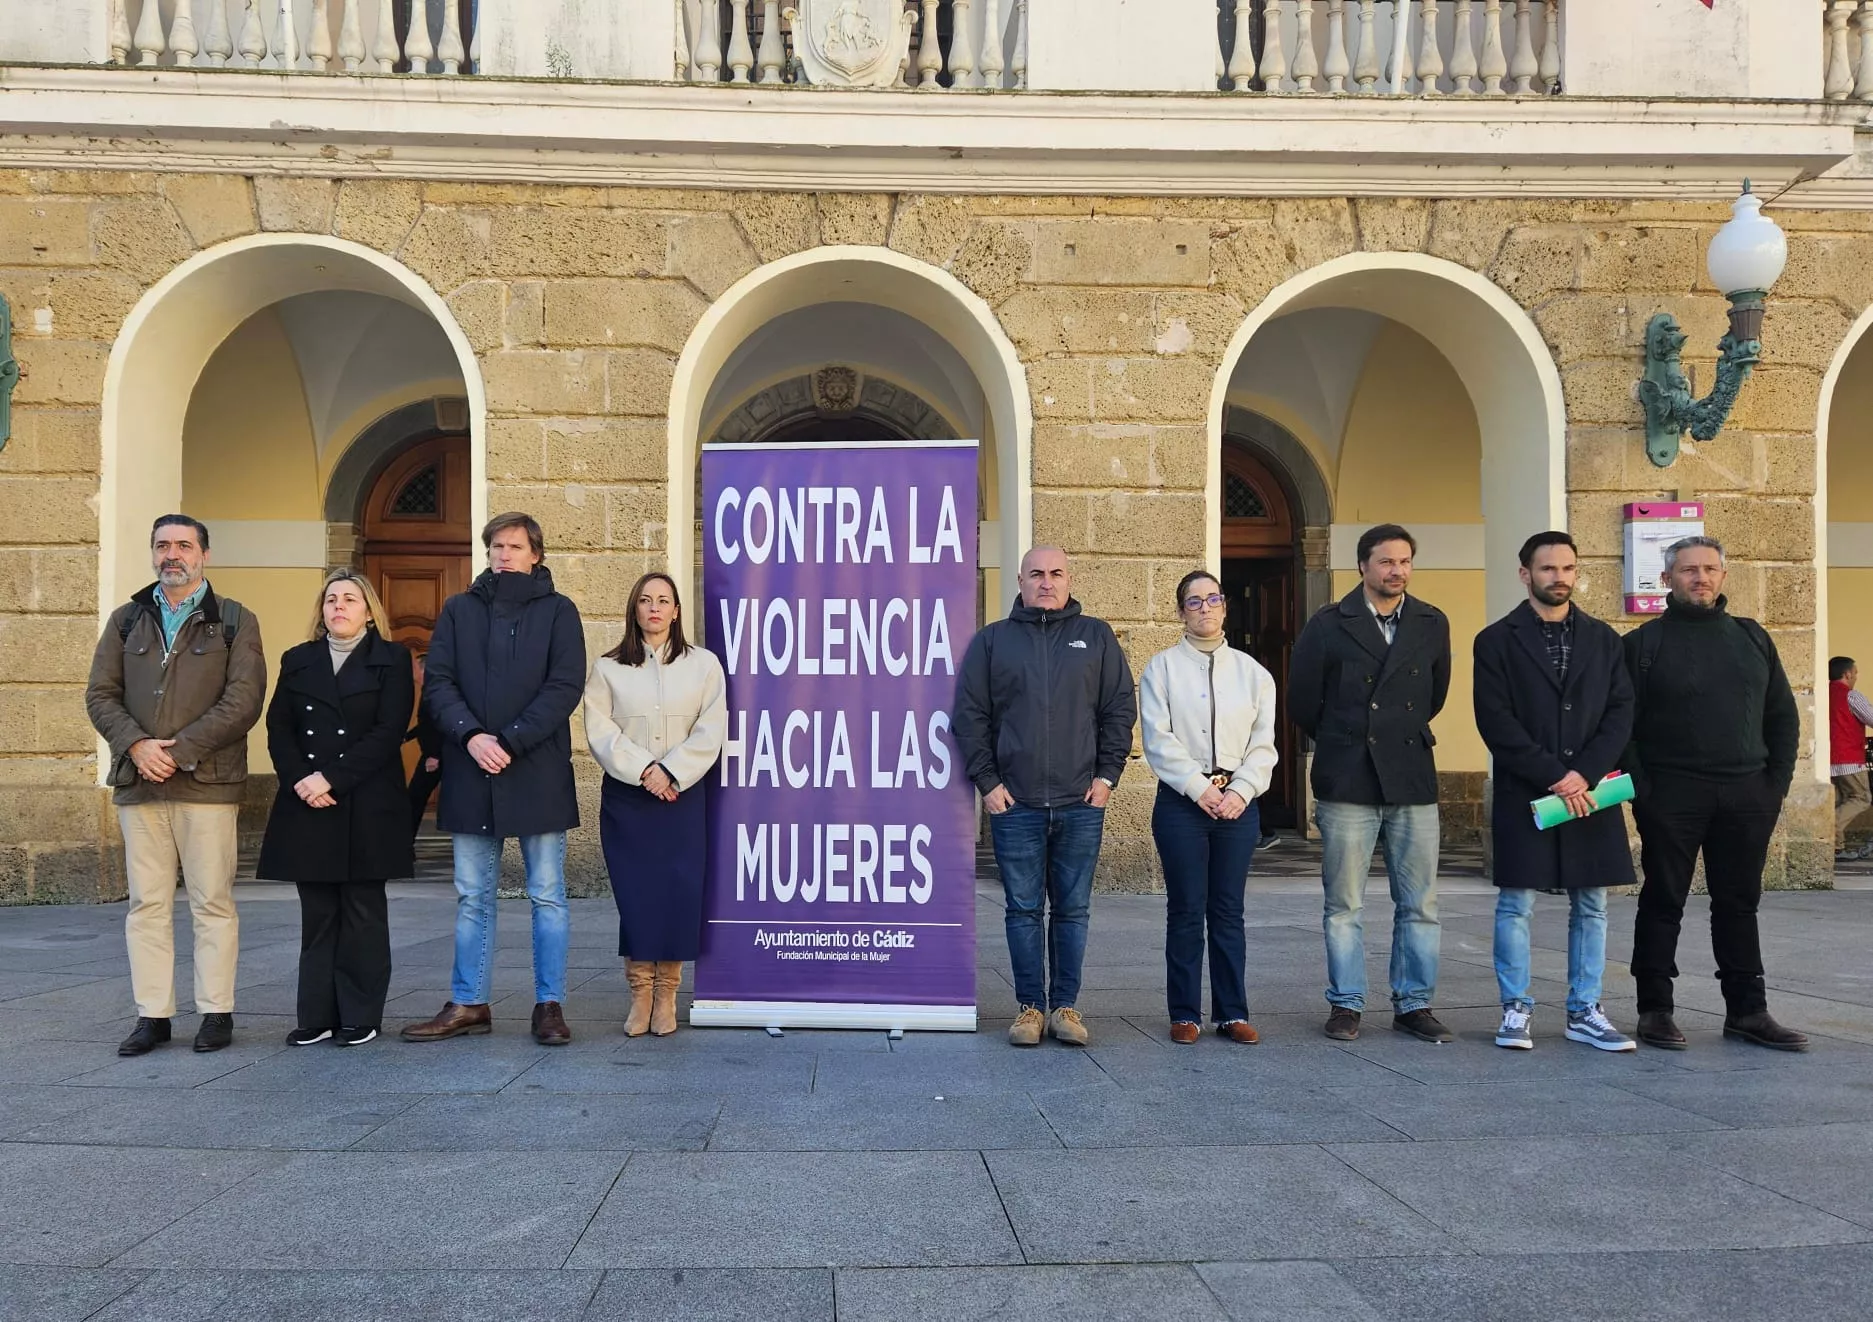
400, 513, 586, 1046
953, 546, 1136, 1048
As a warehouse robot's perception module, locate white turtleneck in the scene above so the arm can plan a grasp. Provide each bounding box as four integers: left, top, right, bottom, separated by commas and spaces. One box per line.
327, 628, 367, 672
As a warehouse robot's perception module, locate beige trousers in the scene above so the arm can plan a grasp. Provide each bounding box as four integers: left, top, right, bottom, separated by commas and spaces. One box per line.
1835, 771, 1871, 851
119, 801, 240, 1017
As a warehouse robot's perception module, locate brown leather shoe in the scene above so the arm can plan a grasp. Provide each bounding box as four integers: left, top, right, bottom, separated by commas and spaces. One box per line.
1218, 1020, 1260, 1044
1324, 1007, 1361, 1041
531, 1001, 572, 1046
399, 1001, 492, 1042
1169, 1021, 1200, 1045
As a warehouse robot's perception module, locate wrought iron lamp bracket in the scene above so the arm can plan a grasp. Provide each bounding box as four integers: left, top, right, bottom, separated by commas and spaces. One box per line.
1637, 296, 1764, 469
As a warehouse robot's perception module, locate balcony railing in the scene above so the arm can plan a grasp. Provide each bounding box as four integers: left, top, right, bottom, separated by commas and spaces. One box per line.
1218, 1, 1560, 97
104, 0, 480, 74
1824, 0, 1873, 100
676, 1, 1028, 89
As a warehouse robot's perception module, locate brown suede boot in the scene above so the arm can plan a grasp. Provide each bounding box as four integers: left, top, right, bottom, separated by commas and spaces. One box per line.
651, 961, 682, 1036
624, 960, 655, 1037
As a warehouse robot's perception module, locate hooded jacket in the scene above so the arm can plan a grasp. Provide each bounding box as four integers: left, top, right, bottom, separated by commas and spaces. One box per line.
952, 597, 1137, 809
423, 565, 586, 838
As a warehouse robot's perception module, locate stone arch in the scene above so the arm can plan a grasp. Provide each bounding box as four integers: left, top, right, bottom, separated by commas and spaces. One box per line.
712, 369, 960, 446
1223, 404, 1334, 621
99, 233, 488, 627
1811, 302, 1873, 794
323, 396, 471, 563
667, 245, 1032, 614
1208, 251, 1566, 622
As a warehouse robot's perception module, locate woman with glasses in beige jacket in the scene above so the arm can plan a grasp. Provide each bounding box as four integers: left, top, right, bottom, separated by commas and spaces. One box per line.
1140, 570, 1280, 1046
583, 572, 727, 1037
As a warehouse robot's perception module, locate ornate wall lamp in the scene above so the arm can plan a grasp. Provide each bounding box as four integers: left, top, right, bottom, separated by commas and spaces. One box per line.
0, 293, 17, 453
1638, 182, 1788, 467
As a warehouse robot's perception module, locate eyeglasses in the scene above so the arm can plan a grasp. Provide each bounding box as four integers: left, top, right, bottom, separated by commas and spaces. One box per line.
1182, 593, 1227, 612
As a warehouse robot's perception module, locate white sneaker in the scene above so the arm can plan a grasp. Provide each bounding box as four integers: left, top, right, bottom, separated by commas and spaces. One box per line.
1565, 1004, 1637, 1052
1495, 1004, 1533, 1050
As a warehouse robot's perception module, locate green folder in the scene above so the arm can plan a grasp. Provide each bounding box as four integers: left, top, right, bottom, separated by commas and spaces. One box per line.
1530, 773, 1635, 831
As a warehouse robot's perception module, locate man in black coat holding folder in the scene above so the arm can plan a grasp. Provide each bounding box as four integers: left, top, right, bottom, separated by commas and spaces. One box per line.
1473, 532, 1635, 1052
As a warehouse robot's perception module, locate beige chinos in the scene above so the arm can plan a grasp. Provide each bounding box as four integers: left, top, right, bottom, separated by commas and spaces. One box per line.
120, 801, 240, 1017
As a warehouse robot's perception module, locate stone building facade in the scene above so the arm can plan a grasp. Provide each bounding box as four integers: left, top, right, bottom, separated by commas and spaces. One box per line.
3, 166, 1863, 899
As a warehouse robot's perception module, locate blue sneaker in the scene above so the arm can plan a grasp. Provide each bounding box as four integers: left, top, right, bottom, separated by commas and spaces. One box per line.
1565, 1004, 1637, 1052
1495, 1004, 1533, 1050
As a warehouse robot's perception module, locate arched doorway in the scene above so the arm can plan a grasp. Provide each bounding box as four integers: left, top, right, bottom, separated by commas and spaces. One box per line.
668, 247, 1032, 618
1209, 252, 1566, 846
360, 433, 475, 654
1220, 443, 1302, 828
99, 234, 485, 799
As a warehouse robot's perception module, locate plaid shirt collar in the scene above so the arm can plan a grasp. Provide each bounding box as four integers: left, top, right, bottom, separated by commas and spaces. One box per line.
1537, 606, 1575, 682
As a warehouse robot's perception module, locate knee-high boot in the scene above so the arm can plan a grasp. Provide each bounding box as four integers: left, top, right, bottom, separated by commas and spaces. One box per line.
624, 959, 655, 1037
651, 961, 682, 1036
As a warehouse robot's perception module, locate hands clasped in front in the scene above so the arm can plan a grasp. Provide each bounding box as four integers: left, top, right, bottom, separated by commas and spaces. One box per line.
1196, 784, 1249, 821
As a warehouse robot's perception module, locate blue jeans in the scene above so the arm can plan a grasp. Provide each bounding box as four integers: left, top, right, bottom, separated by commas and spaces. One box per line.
450, 832, 569, 1006
1494, 886, 1608, 1016
1152, 786, 1258, 1024
1317, 800, 1440, 1013
988, 802, 1104, 1011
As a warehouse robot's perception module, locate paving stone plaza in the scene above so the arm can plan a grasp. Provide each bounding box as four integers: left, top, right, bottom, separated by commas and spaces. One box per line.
1, 873, 1870, 1321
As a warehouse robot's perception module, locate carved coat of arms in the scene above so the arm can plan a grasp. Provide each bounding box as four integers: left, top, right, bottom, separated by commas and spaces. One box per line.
783, 0, 917, 88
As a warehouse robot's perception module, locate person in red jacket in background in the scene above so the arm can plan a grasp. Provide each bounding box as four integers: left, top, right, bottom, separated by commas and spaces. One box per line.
1828, 656, 1873, 862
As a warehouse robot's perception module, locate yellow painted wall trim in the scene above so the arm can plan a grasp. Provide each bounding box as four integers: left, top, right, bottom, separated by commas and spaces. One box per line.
205, 521, 330, 569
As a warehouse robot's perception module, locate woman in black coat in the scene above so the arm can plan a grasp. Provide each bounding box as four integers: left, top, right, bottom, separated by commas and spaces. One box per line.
258, 570, 415, 1046
1471, 532, 1637, 1052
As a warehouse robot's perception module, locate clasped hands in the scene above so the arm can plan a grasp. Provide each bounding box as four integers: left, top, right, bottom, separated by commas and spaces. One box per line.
1551, 770, 1595, 819
293, 772, 336, 809
1196, 783, 1249, 821
641, 763, 679, 803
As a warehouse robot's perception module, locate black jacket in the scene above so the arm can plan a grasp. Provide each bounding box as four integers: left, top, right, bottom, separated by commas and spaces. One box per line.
1473, 603, 1636, 891
1289, 587, 1451, 806
952, 597, 1137, 809
424, 565, 587, 838
1621, 595, 1799, 797
257, 630, 416, 884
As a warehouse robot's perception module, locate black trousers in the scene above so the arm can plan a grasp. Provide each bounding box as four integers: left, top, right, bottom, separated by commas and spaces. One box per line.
296, 881, 392, 1030
1630, 771, 1781, 1016
407, 764, 441, 833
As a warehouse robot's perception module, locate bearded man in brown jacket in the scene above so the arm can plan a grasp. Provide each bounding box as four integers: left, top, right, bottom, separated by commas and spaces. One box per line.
86, 515, 266, 1056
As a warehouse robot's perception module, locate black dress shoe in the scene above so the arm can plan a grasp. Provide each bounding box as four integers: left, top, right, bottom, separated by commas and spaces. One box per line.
1392, 1009, 1455, 1043
117, 1017, 171, 1057
193, 1013, 234, 1053
1637, 1010, 1687, 1050
1724, 1011, 1809, 1052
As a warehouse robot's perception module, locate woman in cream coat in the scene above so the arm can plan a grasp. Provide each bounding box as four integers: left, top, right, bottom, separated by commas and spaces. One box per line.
584, 572, 727, 1037
1140, 570, 1280, 1046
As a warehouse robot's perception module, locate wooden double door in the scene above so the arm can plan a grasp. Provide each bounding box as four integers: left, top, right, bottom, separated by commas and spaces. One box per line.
1219, 445, 1303, 831
361, 434, 474, 657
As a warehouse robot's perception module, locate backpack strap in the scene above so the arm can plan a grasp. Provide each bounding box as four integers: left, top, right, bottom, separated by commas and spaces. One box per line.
219, 598, 243, 646
1733, 615, 1775, 668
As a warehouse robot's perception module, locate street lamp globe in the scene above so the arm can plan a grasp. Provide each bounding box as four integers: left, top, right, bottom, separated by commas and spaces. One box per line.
1706, 182, 1787, 342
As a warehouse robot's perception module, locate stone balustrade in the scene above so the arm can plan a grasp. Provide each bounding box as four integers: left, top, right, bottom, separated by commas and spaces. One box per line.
103, 0, 479, 73
675, 0, 1029, 88
1823, 0, 1873, 100
1221, 0, 1560, 96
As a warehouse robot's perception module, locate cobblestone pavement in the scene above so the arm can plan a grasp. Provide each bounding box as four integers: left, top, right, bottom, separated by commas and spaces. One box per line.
1, 875, 1871, 1321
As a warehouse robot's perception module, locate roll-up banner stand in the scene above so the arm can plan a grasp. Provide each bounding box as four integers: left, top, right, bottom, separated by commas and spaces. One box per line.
694, 441, 980, 1031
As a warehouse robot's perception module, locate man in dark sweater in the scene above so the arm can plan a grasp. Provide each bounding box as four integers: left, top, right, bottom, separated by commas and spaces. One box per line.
1623, 535, 1807, 1051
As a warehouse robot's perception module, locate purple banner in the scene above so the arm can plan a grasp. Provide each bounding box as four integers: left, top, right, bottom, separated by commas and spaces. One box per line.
694, 442, 979, 1028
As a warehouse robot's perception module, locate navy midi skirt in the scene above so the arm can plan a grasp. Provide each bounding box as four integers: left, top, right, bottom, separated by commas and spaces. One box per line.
600, 773, 708, 961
